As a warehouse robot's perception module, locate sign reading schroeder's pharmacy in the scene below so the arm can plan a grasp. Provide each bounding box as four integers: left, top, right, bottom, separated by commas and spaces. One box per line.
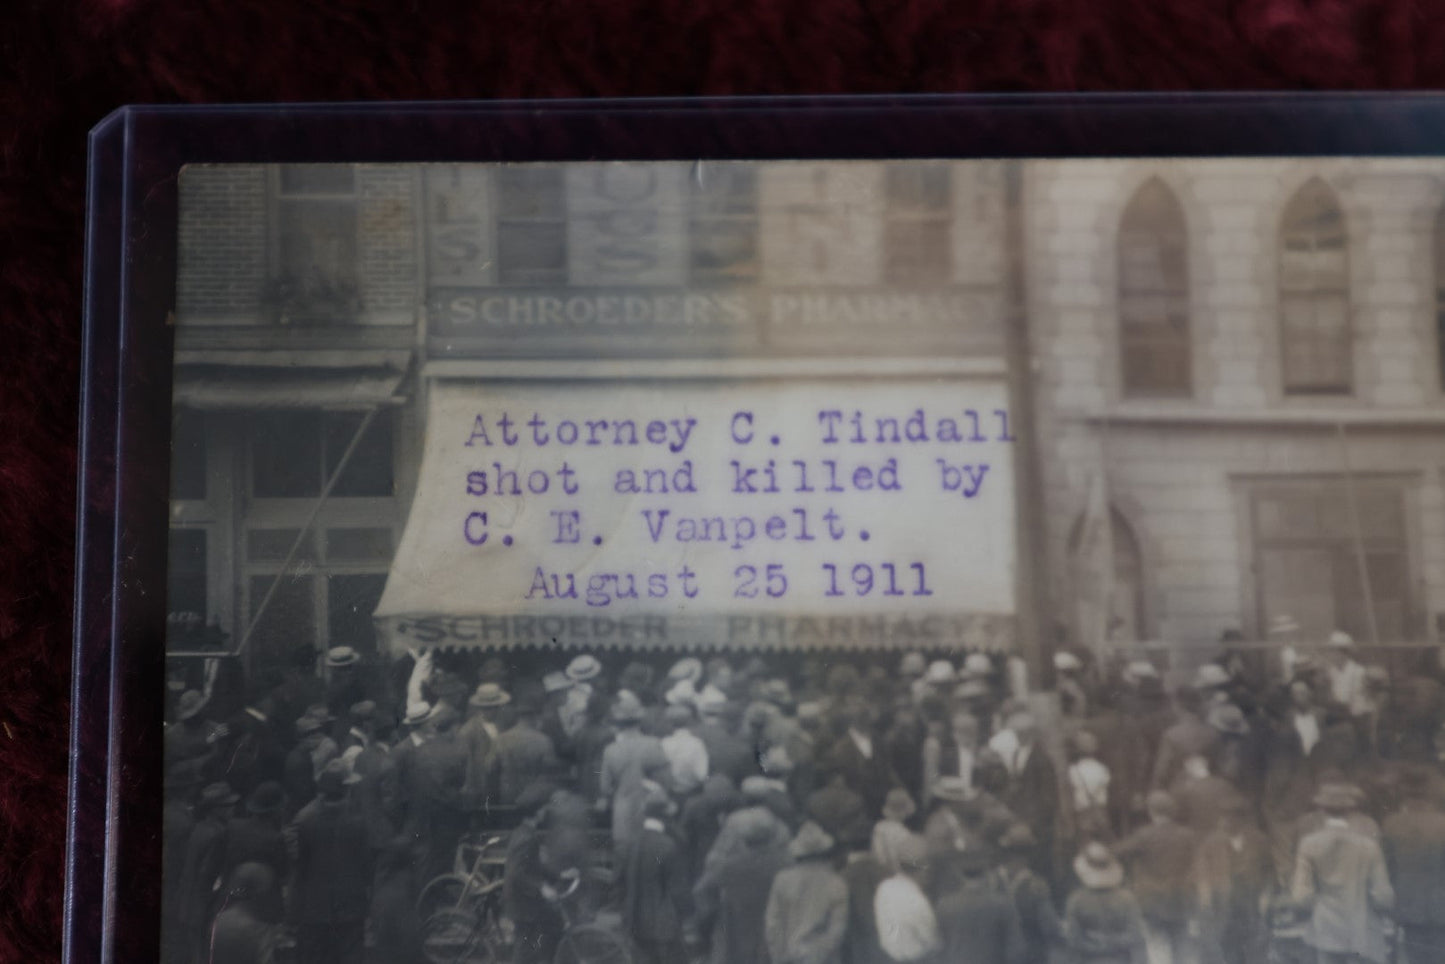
375, 378, 1016, 652
383, 158, 1019, 653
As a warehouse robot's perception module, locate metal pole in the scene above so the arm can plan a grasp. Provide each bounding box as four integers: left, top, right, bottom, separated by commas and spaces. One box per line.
238, 407, 380, 656
1335, 421, 1381, 645
1002, 160, 1053, 685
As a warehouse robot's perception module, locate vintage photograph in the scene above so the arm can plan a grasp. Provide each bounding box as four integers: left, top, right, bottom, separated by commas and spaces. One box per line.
162, 158, 1445, 964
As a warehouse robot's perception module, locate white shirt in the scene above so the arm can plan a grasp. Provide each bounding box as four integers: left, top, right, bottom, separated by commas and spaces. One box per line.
660, 728, 709, 795
874, 875, 941, 962
850, 729, 874, 760
1068, 758, 1111, 811
1294, 712, 1320, 756
955, 747, 976, 788
1328, 660, 1371, 717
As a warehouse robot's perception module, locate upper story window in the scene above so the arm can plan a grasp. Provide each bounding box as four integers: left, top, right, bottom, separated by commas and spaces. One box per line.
496, 166, 567, 286
250, 409, 395, 500
1279, 179, 1351, 395
1118, 179, 1191, 398
689, 165, 758, 284
271, 165, 361, 324
883, 164, 951, 286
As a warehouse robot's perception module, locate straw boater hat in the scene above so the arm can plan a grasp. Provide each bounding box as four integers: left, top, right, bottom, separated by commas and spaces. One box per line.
1074, 842, 1125, 890
788, 821, 837, 861
924, 660, 957, 685
1327, 631, 1356, 650
932, 776, 973, 804
566, 655, 602, 683
542, 672, 572, 695
1122, 659, 1159, 684
962, 653, 993, 678
316, 759, 362, 800
740, 775, 775, 800
667, 658, 703, 683
611, 690, 646, 724
326, 645, 361, 668
1193, 664, 1231, 690
1208, 704, 1250, 735
470, 683, 512, 709
1053, 651, 1083, 673
402, 702, 432, 727
899, 652, 927, 677
295, 713, 325, 736
1268, 614, 1302, 636
955, 678, 991, 701
761, 745, 795, 777
882, 788, 917, 823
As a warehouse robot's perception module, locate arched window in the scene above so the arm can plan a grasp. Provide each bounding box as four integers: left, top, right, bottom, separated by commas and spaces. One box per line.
1118, 179, 1190, 397
1279, 179, 1351, 394
1435, 204, 1445, 391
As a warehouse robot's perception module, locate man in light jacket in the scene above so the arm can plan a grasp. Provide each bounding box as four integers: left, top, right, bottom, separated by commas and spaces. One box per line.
1290, 783, 1395, 964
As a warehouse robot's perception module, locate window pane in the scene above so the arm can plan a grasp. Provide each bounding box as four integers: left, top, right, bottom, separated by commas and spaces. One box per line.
246, 528, 317, 563
278, 199, 358, 283
171, 409, 206, 501
884, 220, 950, 286
691, 166, 756, 217
167, 529, 208, 648
326, 528, 393, 563
1118, 180, 1189, 398
497, 223, 567, 285
249, 574, 316, 675
497, 167, 565, 219
690, 220, 758, 283
323, 411, 395, 498
280, 165, 356, 195
251, 411, 322, 498
327, 573, 388, 657
1259, 547, 1336, 642
1281, 294, 1351, 393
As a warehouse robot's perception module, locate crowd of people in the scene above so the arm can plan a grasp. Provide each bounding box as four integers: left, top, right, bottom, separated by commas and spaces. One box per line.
163, 631, 1445, 964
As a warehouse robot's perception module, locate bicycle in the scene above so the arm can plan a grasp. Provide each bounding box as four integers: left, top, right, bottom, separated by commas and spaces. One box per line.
417, 833, 510, 923
547, 868, 632, 964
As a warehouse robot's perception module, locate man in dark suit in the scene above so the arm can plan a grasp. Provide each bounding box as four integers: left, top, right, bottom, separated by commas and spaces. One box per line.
1382, 767, 1445, 963
622, 794, 688, 964
826, 700, 900, 820
996, 711, 1057, 875
1113, 790, 1198, 964
291, 763, 373, 964
494, 691, 560, 805
209, 862, 279, 964
934, 847, 1026, 964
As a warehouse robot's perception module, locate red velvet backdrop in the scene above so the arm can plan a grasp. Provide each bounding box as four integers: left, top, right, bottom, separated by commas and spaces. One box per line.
5, 0, 1445, 959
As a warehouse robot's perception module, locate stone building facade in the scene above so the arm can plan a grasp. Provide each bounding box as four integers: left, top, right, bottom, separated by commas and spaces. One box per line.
1026, 159, 1445, 652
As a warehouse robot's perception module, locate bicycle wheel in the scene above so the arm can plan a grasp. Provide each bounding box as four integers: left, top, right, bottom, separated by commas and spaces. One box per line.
417, 872, 485, 919
420, 908, 500, 964
553, 924, 631, 964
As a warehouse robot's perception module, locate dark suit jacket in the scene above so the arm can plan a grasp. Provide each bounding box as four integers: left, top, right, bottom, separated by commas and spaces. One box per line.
291, 799, 372, 924
936, 882, 1027, 964
1113, 820, 1198, 924
827, 733, 900, 819
209, 903, 276, 964
623, 826, 687, 943
1383, 805, 1445, 927
1001, 745, 1057, 844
